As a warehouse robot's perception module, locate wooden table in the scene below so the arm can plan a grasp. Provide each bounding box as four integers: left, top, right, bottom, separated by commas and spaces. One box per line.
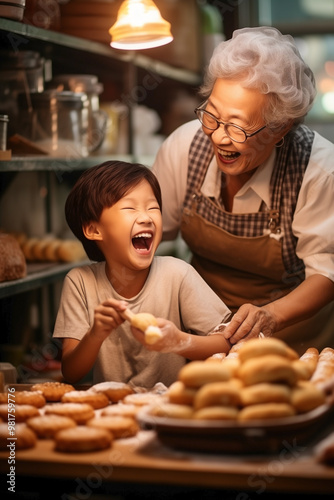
1, 428, 334, 498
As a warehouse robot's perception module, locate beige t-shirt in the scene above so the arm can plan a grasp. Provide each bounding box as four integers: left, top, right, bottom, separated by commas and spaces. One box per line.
53, 256, 231, 388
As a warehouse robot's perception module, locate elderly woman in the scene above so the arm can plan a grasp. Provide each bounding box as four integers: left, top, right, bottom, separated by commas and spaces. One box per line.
153, 26, 334, 353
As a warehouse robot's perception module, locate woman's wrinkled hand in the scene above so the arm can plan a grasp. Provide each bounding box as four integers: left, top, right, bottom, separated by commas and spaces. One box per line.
223, 303, 277, 344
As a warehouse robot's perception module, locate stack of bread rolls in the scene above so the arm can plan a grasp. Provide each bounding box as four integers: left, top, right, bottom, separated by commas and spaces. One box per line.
9, 233, 87, 263
150, 338, 331, 421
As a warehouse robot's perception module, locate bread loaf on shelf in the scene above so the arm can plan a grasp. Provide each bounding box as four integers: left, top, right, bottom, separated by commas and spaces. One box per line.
0, 233, 27, 282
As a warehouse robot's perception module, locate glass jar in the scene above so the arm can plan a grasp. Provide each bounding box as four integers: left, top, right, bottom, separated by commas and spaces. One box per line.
18, 90, 89, 157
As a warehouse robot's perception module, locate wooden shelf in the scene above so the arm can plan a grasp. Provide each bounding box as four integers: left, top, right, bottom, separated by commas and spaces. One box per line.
0, 260, 90, 299
0, 18, 201, 86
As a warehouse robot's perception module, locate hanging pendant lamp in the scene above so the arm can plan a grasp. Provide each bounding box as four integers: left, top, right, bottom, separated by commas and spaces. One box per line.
109, 0, 173, 50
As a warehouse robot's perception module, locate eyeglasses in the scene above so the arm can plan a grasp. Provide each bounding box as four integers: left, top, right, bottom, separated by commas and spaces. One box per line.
194, 103, 267, 143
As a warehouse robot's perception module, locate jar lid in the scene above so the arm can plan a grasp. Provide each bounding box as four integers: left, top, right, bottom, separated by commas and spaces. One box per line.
56, 91, 89, 109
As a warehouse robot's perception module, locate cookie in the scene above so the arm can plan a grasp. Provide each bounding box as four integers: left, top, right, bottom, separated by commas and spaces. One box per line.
0, 422, 37, 450
61, 390, 109, 409
55, 426, 112, 452
26, 415, 77, 439
0, 404, 39, 422
90, 381, 134, 403
30, 382, 75, 402
149, 403, 193, 419
122, 392, 165, 407
87, 416, 139, 439
44, 403, 95, 424
101, 404, 139, 418
0, 391, 46, 408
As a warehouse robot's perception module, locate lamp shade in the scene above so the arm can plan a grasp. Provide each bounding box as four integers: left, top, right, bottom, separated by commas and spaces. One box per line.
109, 0, 173, 50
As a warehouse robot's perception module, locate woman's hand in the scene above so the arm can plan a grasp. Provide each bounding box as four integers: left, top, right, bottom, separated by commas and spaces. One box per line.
223, 303, 277, 344
90, 298, 128, 342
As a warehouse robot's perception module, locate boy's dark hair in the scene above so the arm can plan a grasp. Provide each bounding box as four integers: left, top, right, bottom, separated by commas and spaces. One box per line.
65, 160, 162, 262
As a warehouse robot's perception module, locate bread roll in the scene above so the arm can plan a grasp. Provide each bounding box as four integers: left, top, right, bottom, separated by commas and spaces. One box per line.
238, 354, 297, 386
311, 347, 334, 386
238, 337, 298, 363
57, 240, 87, 262
292, 347, 319, 380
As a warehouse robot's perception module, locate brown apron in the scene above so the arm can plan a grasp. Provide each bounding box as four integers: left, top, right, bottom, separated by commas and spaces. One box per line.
181, 186, 334, 355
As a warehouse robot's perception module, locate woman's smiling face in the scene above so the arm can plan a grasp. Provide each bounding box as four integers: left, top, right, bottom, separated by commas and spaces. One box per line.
95, 179, 162, 273
204, 78, 285, 178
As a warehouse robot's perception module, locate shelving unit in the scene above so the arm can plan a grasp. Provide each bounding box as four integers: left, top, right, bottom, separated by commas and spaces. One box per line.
0, 261, 90, 299
0, 16, 202, 363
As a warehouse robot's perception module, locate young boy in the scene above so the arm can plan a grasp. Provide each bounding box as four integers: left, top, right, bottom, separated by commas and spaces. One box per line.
53, 161, 232, 387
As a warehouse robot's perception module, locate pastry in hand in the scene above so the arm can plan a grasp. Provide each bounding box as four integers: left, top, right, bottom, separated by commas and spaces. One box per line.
122, 309, 163, 344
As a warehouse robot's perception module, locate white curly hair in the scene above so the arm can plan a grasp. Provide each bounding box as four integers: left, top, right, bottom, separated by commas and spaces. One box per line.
200, 26, 316, 127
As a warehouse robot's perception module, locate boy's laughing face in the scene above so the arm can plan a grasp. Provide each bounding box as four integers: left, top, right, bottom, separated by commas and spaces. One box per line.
94, 179, 162, 273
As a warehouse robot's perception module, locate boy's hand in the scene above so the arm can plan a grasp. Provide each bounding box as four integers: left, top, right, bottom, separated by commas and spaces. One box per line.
90, 298, 128, 341
130, 318, 192, 353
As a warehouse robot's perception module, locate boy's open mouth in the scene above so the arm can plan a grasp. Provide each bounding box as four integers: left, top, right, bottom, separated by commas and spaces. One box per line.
132, 232, 153, 252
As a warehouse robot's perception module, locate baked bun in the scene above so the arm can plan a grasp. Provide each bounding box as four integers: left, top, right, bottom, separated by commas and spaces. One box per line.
167, 381, 197, 406
238, 337, 298, 363
240, 383, 291, 406
292, 347, 319, 380
178, 361, 231, 388
56, 240, 87, 262
238, 354, 297, 386
193, 406, 239, 420
311, 347, 334, 386
290, 381, 326, 413
194, 381, 241, 410
44, 239, 62, 261
238, 403, 296, 421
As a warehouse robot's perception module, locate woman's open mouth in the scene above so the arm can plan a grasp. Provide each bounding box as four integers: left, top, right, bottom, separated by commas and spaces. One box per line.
217, 148, 241, 163
132, 232, 153, 254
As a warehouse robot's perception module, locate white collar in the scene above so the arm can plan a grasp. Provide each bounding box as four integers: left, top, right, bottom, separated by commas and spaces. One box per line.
201, 149, 276, 212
